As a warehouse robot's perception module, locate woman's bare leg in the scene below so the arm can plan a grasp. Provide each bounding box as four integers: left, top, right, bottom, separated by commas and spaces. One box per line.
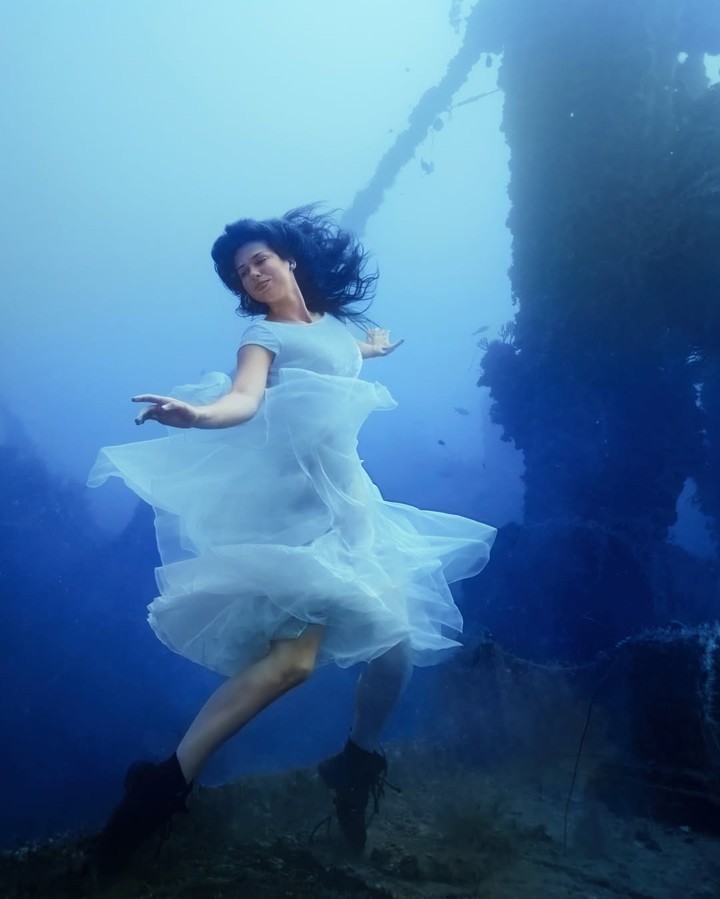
93, 627, 325, 873
349, 640, 413, 751
177, 625, 325, 781
318, 641, 413, 853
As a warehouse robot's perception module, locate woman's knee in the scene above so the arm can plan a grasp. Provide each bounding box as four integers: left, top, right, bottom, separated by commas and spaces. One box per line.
268, 632, 322, 689
279, 654, 316, 688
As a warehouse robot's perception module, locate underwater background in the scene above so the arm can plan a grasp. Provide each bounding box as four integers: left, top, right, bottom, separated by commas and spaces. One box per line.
2, 1, 720, 896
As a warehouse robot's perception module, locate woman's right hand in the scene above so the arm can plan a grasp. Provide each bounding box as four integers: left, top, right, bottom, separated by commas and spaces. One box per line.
132, 394, 200, 428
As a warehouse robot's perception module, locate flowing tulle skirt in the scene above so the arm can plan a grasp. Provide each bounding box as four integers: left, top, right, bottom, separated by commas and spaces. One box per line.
88, 369, 496, 676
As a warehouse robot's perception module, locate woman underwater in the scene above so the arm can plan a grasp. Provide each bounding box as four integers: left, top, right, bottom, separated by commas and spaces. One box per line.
88, 206, 497, 871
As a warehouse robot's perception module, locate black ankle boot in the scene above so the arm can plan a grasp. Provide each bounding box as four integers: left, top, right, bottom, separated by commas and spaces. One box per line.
92, 753, 192, 874
318, 739, 389, 854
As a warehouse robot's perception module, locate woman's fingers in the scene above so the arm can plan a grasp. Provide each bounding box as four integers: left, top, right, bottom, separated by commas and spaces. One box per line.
133, 394, 173, 425
132, 394, 173, 405
367, 329, 389, 346
135, 405, 160, 425
133, 396, 194, 427
380, 339, 405, 355
365, 329, 405, 356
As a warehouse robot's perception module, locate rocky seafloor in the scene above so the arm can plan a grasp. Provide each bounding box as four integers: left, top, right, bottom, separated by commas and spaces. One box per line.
2, 743, 718, 899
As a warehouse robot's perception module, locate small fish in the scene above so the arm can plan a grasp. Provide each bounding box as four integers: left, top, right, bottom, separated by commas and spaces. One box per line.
473, 326, 489, 335
454, 407, 470, 416
438, 439, 446, 446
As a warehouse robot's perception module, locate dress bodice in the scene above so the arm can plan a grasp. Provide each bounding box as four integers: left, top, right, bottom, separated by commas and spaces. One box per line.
238, 314, 362, 385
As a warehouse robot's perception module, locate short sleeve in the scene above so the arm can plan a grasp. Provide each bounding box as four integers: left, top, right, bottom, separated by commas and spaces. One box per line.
238, 322, 281, 356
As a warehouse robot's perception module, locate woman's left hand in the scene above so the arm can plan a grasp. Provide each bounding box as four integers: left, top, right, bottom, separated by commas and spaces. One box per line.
365, 328, 404, 357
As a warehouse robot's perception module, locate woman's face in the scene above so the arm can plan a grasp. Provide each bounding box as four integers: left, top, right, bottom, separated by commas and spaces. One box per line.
234, 241, 294, 304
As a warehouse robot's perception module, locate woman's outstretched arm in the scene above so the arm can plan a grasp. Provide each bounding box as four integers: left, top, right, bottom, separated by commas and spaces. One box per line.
133, 344, 273, 429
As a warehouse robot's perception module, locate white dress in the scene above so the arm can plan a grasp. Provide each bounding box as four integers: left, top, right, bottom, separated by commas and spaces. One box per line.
88, 314, 497, 676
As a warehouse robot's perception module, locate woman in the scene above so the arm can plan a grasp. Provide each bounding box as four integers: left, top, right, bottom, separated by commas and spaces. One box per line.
88, 206, 496, 871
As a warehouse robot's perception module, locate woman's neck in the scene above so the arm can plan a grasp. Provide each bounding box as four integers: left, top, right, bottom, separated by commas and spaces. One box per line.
265, 305, 320, 324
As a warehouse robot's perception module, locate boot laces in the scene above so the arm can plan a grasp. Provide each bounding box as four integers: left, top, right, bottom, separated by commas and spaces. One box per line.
367, 754, 401, 824
310, 746, 401, 842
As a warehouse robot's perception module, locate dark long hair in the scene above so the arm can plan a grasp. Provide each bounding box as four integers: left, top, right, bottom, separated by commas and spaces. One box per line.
210, 204, 378, 323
